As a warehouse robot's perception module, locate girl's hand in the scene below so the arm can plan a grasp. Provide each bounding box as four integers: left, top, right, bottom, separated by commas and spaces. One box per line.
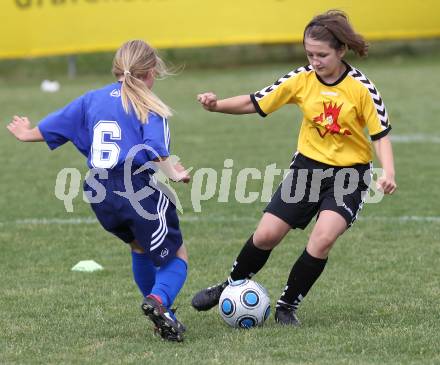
6, 116, 44, 142
7, 116, 32, 141
197, 92, 218, 111
154, 158, 191, 183
174, 162, 191, 183
377, 173, 397, 195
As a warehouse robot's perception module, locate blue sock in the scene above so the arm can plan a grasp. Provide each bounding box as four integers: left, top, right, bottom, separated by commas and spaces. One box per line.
131, 251, 156, 297
151, 257, 188, 309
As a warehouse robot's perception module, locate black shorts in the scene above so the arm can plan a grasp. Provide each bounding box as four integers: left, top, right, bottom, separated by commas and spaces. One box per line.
264, 153, 371, 229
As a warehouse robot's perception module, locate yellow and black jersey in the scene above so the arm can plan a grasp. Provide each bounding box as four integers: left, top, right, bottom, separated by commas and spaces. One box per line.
250, 62, 391, 166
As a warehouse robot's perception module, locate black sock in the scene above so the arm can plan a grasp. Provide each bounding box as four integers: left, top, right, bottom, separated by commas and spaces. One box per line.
229, 235, 272, 281
278, 248, 327, 310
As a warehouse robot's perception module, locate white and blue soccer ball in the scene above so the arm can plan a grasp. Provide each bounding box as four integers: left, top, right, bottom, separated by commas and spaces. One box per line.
219, 279, 271, 328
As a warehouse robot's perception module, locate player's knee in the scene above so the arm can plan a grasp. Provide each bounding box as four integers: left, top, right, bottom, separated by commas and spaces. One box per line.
253, 228, 282, 250
308, 230, 337, 256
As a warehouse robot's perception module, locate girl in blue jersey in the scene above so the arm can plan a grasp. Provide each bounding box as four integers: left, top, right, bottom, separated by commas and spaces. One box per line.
7, 40, 190, 342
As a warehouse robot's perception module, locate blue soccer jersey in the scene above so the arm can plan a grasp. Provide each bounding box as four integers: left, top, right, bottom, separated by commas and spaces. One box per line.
38, 82, 170, 169
38, 81, 183, 265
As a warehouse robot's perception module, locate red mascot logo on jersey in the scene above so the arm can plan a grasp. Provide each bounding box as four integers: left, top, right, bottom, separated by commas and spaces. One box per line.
313, 101, 352, 138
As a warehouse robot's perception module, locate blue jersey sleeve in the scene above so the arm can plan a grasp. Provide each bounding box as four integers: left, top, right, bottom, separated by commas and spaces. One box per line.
38, 95, 86, 150
142, 113, 170, 160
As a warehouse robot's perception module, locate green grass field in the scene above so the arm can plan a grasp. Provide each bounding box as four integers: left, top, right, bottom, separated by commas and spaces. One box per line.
1, 54, 440, 364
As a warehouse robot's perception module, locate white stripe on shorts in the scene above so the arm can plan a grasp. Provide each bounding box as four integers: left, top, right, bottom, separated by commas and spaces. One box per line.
150, 192, 169, 251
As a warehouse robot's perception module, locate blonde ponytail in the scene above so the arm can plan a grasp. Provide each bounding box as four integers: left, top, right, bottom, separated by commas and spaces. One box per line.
112, 40, 173, 123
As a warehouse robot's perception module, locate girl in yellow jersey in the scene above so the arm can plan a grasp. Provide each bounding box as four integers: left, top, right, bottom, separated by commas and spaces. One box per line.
191, 10, 397, 326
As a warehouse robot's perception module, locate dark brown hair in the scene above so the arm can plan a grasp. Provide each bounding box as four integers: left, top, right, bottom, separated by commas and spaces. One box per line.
303, 10, 368, 57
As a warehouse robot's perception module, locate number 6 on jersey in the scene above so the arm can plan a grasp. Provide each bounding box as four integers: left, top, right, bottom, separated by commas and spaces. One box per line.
91, 120, 121, 168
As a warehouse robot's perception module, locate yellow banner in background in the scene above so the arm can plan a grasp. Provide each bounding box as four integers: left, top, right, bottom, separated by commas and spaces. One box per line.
1, 0, 440, 59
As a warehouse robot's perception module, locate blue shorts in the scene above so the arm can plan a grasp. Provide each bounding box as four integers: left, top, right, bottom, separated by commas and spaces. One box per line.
84, 169, 183, 266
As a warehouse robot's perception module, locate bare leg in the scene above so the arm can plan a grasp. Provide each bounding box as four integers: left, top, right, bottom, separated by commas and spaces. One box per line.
175, 243, 188, 263
130, 240, 145, 253
253, 212, 291, 250
306, 210, 347, 258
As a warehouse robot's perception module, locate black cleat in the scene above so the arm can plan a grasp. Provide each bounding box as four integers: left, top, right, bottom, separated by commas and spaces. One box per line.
142, 295, 186, 342
191, 281, 229, 311
275, 302, 301, 327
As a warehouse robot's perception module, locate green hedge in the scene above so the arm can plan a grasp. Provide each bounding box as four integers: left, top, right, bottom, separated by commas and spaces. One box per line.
0, 39, 439, 80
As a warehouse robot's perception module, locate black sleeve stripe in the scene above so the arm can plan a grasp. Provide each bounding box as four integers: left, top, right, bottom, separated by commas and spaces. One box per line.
370, 125, 391, 141
250, 94, 267, 117
348, 67, 390, 129
253, 64, 312, 102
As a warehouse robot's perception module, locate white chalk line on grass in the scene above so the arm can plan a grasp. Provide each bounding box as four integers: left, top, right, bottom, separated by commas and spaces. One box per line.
1, 215, 439, 227
391, 134, 440, 143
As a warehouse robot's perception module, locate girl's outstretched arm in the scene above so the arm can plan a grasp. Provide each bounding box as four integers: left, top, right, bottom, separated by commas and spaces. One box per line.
7, 116, 44, 142
197, 93, 256, 114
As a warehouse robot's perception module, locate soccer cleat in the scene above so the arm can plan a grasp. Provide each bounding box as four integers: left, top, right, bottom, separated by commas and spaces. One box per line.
274, 302, 301, 327
142, 294, 186, 342
191, 280, 229, 311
